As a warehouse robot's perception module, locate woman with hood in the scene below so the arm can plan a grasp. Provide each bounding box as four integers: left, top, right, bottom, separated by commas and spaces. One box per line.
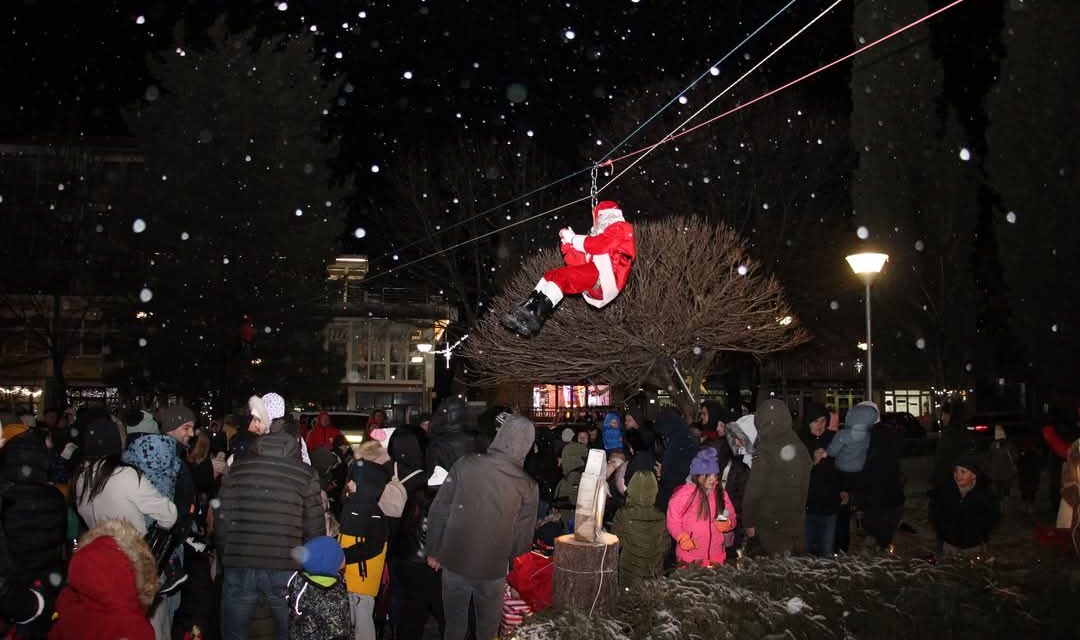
49, 519, 159, 640
666, 448, 737, 567
740, 399, 812, 555
612, 472, 668, 584
338, 461, 390, 640
552, 441, 588, 530
713, 415, 754, 551
653, 409, 697, 512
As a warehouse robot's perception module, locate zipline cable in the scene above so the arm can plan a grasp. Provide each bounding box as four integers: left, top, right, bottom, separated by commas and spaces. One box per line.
364, 0, 968, 285
365, 0, 799, 267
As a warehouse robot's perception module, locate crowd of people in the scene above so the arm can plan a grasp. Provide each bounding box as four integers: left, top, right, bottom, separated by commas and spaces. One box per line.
1, 395, 1077, 640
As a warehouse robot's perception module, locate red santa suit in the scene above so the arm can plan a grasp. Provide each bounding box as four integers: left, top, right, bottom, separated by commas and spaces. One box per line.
536, 201, 635, 308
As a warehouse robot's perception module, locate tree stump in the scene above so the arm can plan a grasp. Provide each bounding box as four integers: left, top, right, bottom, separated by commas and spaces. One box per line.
552, 532, 620, 615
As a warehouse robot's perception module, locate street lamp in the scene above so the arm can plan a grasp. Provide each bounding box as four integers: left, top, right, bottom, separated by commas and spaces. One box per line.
845, 252, 888, 402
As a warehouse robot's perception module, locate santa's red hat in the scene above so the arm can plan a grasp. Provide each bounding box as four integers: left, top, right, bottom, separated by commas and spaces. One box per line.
592, 200, 622, 225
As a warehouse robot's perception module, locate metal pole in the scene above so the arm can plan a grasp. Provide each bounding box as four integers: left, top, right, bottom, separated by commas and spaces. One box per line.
865, 279, 873, 402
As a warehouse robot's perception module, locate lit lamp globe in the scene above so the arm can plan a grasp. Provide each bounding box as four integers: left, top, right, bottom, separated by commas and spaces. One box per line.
416, 343, 433, 353
845, 252, 888, 282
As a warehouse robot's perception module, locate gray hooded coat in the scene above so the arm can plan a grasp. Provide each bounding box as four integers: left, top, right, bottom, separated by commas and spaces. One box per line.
426, 416, 539, 579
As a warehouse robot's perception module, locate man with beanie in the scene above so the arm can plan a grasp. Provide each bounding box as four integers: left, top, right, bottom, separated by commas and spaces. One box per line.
426, 415, 539, 640
930, 450, 999, 555
215, 402, 324, 640
287, 536, 351, 640
799, 402, 840, 556
741, 399, 812, 555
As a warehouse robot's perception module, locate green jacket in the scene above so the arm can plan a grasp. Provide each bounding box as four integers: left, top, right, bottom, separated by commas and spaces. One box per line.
611, 472, 668, 584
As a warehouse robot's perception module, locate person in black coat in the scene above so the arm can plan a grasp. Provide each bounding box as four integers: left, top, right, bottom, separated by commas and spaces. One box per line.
930, 450, 999, 554
859, 419, 905, 551
425, 398, 477, 477
653, 409, 696, 512
799, 403, 840, 556
0, 432, 67, 638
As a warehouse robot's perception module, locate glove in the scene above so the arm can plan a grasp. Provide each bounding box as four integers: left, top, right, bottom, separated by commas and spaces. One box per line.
677, 534, 696, 551
713, 519, 735, 534
211, 455, 226, 477
60, 442, 78, 460
558, 227, 575, 244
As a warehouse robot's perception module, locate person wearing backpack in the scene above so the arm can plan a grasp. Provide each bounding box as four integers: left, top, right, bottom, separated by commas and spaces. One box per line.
339, 461, 390, 640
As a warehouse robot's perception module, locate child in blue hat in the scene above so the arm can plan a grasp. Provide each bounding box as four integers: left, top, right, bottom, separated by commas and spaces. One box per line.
287, 536, 351, 640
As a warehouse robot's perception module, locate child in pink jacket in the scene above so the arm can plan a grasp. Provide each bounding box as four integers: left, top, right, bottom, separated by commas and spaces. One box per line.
666, 448, 737, 567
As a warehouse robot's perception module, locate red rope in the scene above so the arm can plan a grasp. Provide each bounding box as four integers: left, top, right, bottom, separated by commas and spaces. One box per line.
601, 0, 969, 169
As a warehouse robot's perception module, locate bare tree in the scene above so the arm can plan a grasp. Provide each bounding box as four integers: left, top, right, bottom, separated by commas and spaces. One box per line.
463, 217, 809, 415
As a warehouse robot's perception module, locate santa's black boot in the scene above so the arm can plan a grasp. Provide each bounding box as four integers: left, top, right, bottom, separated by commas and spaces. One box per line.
501, 291, 555, 336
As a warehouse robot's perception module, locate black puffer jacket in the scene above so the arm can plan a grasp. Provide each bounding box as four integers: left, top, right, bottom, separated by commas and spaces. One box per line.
425, 398, 477, 476
799, 430, 840, 515
1, 434, 67, 585
215, 431, 324, 570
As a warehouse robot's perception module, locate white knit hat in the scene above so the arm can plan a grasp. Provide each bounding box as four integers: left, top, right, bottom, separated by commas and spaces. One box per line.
248, 395, 270, 433
262, 392, 285, 420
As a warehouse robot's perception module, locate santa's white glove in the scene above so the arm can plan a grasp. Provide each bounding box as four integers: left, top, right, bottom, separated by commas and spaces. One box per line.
60, 442, 78, 460
558, 227, 575, 244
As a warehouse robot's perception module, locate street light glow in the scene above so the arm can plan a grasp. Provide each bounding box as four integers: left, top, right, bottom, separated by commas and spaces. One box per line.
845, 252, 889, 275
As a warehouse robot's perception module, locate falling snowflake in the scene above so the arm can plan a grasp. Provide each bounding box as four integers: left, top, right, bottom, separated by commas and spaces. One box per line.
353, 227, 367, 239
829, 300, 840, 310
135, 15, 146, 25
139, 288, 153, 303
856, 226, 869, 240
294, 208, 303, 217
964, 362, 974, 372
264, 326, 273, 334
138, 338, 148, 347
1005, 211, 1017, 224
144, 85, 160, 101
785, 596, 806, 614
563, 29, 576, 40
180, 232, 189, 240
915, 338, 926, 350
370, 164, 380, 173
276, 2, 288, 11
1051, 323, 1058, 333
403, 70, 413, 80
709, 67, 720, 76
780, 444, 796, 461
959, 147, 971, 161
692, 346, 702, 356
132, 219, 147, 234
737, 265, 748, 276
677, 95, 688, 105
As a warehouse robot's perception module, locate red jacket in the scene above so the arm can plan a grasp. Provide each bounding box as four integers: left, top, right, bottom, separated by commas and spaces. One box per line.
306, 411, 344, 451
49, 535, 154, 640
562, 220, 635, 308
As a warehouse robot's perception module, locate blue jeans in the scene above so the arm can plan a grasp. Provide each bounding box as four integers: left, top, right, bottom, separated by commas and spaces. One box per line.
804, 513, 837, 557
220, 567, 293, 640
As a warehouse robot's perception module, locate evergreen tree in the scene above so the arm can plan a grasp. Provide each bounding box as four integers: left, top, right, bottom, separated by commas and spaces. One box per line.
111, 18, 347, 410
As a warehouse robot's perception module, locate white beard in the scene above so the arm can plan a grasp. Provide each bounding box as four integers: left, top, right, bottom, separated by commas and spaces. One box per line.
591, 210, 624, 235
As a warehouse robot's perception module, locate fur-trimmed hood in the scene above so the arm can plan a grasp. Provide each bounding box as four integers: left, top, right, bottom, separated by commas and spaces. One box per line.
75, 519, 159, 610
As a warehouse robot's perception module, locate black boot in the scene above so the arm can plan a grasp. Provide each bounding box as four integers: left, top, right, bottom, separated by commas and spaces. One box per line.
501, 291, 555, 336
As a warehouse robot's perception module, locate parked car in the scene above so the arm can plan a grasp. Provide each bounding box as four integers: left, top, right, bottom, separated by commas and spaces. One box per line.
298, 410, 369, 444
964, 412, 1030, 450
882, 411, 934, 458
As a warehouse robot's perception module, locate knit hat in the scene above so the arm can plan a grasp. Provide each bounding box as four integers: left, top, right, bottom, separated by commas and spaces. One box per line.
689, 446, 720, 476
300, 536, 344, 576
81, 416, 123, 459
561, 427, 575, 443
262, 393, 285, 420
157, 405, 195, 434
2, 423, 28, 442
954, 449, 979, 473
248, 395, 270, 433
125, 409, 159, 436
804, 402, 829, 427
844, 401, 880, 428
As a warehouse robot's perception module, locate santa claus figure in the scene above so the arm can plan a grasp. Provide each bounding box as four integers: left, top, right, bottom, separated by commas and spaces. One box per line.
502, 200, 635, 336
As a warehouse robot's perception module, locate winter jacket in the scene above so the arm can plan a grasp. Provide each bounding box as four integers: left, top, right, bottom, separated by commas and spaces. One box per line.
741, 400, 812, 554
387, 427, 429, 494
666, 482, 736, 566
0, 478, 48, 629
989, 440, 1017, 494
602, 413, 623, 451
827, 423, 873, 473
1, 433, 67, 586
287, 571, 351, 640
427, 416, 539, 580
553, 442, 588, 525
75, 463, 177, 534
859, 424, 905, 510
611, 473, 668, 584
712, 438, 751, 530
930, 477, 998, 549
800, 430, 840, 515
49, 519, 158, 640
305, 412, 343, 452
654, 410, 697, 511
215, 431, 324, 570
339, 461, 389, 598
426, 398, 478, 477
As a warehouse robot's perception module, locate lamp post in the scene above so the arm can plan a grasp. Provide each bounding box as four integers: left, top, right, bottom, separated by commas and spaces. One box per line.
845, 252, 888, 402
